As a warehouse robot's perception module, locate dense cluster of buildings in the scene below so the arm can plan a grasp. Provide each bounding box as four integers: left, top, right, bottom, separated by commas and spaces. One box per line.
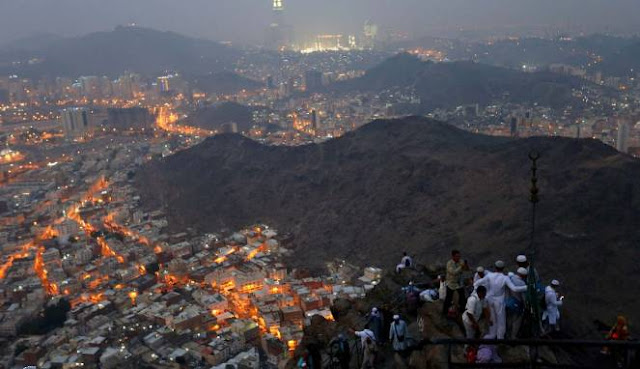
0, 112, 381, 368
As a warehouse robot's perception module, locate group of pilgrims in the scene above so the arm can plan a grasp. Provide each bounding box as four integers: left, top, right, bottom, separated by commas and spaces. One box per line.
294, 250, 631, 368
441, 249, 564, 340
340, 250, 566, 368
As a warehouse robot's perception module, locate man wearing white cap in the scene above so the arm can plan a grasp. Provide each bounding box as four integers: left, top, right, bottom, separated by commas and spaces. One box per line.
474, 266, 486, 284
516, 254, 539, 283
542, 280, 564, 333
389, 314, 410, 366
474, 260, 528, 339
367, 307, 384, 342
506, 267, 528, 339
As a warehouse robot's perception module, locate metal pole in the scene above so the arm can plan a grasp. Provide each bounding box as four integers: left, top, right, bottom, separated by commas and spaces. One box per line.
527, 151, 541, 340
529, 151, 540, 259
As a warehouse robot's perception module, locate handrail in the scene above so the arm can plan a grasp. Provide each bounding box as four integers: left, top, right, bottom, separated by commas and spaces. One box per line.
429, 338, 640, 347
424, 337, 639, 369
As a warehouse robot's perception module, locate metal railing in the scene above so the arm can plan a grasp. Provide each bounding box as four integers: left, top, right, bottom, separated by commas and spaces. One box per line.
427, 338, 640, 369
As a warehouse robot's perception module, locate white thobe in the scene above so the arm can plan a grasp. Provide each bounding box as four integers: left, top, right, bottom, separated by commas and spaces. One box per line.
474, 271, 527, 339
542, 286, 563, 325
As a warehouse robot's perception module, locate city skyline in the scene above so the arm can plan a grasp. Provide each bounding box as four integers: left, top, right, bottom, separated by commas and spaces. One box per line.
2, 0, 640, 46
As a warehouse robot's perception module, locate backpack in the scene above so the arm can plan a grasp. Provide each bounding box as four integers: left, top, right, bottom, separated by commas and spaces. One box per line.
506, 296, 524, 314
405, 258, 411, 267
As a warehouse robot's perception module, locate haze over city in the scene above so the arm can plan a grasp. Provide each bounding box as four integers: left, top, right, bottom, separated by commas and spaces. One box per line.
2, 0, 640, 45
1, 0, 640, 368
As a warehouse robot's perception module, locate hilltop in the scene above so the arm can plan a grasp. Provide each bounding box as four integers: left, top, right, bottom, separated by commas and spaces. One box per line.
0, 26, 238, 77
135, 117, 640, 336
191, 72, 263, 95
183, 102, 259, 133
334, 53, 587, 110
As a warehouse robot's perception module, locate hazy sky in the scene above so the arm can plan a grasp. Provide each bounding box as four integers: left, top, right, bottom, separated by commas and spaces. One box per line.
1, 0, 639, 45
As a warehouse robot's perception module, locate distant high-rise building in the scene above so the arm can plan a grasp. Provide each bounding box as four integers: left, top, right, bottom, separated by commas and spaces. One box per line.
617, 120, 630, 153
348, 35, 357, 49
266, 0, 292, 50
158, 76, 171, 93
60, 108, 90, 138
107, 108, 154, 130
304, 71, 323, 93
79, 76, 102, 99
156, 74, 187, 96
573, 123, 582, 139
363, 21, 379, 49
311, 110, 319, 132
509, 117, 518, 137
279, 77, 296, 97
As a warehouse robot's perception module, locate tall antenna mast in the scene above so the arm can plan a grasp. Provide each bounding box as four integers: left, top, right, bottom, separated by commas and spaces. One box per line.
526, 151, 541, 339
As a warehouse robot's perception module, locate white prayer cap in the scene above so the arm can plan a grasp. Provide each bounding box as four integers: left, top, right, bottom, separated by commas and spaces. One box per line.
371, 307, 378, 313
516, 255, 528, 263
495, 260, 505, 268
551, 279, 560, 286
476, 266, 485, 273
517, 267, 528, 276
393, 314, 400, 320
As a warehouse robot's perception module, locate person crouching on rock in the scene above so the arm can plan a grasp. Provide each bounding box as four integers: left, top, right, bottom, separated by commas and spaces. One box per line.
463, 285, 489, 339
396, 252, 413, 273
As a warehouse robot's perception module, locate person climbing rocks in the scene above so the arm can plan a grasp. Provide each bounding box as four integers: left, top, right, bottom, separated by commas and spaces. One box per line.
352, 327, 377, 369
361, 336, 377, 369
367, 307, 384, 343
330, 334, 351, 369
390, 314, 411, 367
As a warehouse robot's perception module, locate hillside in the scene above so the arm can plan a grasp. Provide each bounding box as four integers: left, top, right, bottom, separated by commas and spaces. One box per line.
335, 53, 586, 110
191, 72, 263, 95
594, 40, 640, 77
0, 26, 239, 77
392, 34, 640, 77
182, 102, 264, 133
135, 117, 640, 336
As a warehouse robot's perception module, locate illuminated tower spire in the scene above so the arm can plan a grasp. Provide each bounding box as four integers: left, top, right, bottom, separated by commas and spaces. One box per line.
268, 0, 290, 50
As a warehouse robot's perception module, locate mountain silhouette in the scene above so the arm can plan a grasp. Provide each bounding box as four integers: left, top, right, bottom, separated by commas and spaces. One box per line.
0, 26, 238, 77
